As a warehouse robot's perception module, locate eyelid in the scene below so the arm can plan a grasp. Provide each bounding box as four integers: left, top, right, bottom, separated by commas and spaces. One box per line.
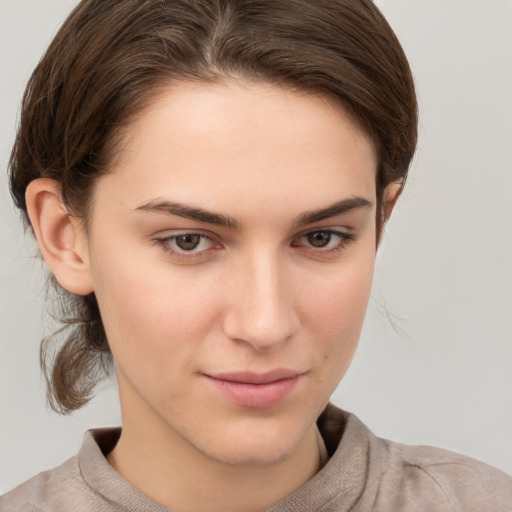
152, 227, 356, 262
291, 227, 356, 253
153, 228, 220, 244
292, 225, 355, 241
152, 230, 222, 259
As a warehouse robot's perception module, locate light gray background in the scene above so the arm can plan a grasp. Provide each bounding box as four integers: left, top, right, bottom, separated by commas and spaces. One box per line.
1, 0, 511, 494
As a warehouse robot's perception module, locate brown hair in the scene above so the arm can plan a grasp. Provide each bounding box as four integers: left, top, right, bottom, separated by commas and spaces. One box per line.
10, 0, 417, 413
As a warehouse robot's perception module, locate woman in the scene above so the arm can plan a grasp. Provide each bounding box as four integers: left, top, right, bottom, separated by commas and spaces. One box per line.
1, 0, 511, 510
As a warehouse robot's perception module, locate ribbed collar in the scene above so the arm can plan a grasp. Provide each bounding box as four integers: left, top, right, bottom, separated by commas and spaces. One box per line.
78, 404, 382, 512
79, 428, 169, 511
268, 405, 382, 512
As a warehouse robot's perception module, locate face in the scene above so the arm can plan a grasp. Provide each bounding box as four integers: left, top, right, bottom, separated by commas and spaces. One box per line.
84, 80, 378, 465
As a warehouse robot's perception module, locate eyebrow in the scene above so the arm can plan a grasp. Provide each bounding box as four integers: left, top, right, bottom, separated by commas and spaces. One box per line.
136, 200, 241, 229
293, 197, 372, 227
135, 196, 373, 229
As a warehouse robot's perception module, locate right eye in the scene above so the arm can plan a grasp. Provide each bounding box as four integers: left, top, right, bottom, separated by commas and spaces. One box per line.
153, 232, 219, 260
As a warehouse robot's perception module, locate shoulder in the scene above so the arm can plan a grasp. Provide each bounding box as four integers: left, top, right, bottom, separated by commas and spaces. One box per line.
319, 405, 512, 512
0, 437, 116, 512
373, 431, 512, 511
0, 427, 170, 512
0, 456, 79, 512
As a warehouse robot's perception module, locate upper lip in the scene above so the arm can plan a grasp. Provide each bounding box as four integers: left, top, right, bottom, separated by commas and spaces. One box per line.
205, 369, 304, 384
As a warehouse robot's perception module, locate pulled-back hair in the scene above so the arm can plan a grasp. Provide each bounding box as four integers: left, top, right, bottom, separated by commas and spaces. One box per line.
9, 0, 417, 413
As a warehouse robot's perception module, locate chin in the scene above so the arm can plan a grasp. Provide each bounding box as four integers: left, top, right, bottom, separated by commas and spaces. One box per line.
203, 438, 296, 467
189, 415, 311, 468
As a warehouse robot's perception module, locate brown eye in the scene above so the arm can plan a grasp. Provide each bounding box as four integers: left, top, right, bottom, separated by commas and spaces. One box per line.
154, 232, 219, 260
175, 234, 202, 251
292, 229, 355, 255
306, 231, 332, 247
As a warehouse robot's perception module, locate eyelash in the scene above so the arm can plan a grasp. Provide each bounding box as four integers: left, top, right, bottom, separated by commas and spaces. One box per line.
153, 233, 218, 261
153, 229, 356, 261
291, 229, 355, 255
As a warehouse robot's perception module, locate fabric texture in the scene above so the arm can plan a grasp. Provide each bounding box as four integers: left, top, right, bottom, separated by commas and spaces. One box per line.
1, 404, 511, 511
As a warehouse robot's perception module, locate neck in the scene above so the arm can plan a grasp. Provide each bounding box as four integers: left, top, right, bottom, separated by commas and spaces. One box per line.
107, 395, 322, 512
108, 418, 321, 512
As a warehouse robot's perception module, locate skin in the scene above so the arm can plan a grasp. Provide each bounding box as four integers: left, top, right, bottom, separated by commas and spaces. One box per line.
26, 80, 399, 512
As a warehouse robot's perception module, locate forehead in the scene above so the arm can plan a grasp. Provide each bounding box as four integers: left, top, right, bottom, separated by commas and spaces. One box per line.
96, 80, 377, 218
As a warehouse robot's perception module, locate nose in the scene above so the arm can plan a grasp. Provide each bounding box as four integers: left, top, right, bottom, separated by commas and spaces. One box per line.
222, 249, 299, 351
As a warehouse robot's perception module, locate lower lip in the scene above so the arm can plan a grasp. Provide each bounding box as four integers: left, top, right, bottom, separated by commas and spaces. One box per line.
205, 375, 300, 409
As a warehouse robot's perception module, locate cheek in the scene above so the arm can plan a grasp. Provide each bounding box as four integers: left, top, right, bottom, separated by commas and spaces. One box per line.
298, 250, 375, 386
89, 244, 221, 378
304, 258, 374, 339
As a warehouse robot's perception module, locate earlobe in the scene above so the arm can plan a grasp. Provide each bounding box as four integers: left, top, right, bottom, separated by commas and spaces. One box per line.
25, 178, 94, 295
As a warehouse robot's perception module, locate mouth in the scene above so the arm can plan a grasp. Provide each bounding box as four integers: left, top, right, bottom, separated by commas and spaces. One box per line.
203, 369, 305, 409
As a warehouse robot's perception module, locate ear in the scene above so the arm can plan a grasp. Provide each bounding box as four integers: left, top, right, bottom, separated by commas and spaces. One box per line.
376, 181, 403, 248
381, 181, 403, 225
25, 178, 94, 295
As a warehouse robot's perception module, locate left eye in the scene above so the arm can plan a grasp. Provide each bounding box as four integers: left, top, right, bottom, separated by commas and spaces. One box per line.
305, 231, 334, 248
293, 230, 353, 250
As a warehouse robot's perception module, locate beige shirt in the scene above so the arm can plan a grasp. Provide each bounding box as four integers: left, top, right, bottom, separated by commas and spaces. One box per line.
1, 404, 511, 511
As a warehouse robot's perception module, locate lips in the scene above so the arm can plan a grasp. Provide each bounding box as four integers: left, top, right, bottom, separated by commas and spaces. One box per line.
203, 369, 303, 408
